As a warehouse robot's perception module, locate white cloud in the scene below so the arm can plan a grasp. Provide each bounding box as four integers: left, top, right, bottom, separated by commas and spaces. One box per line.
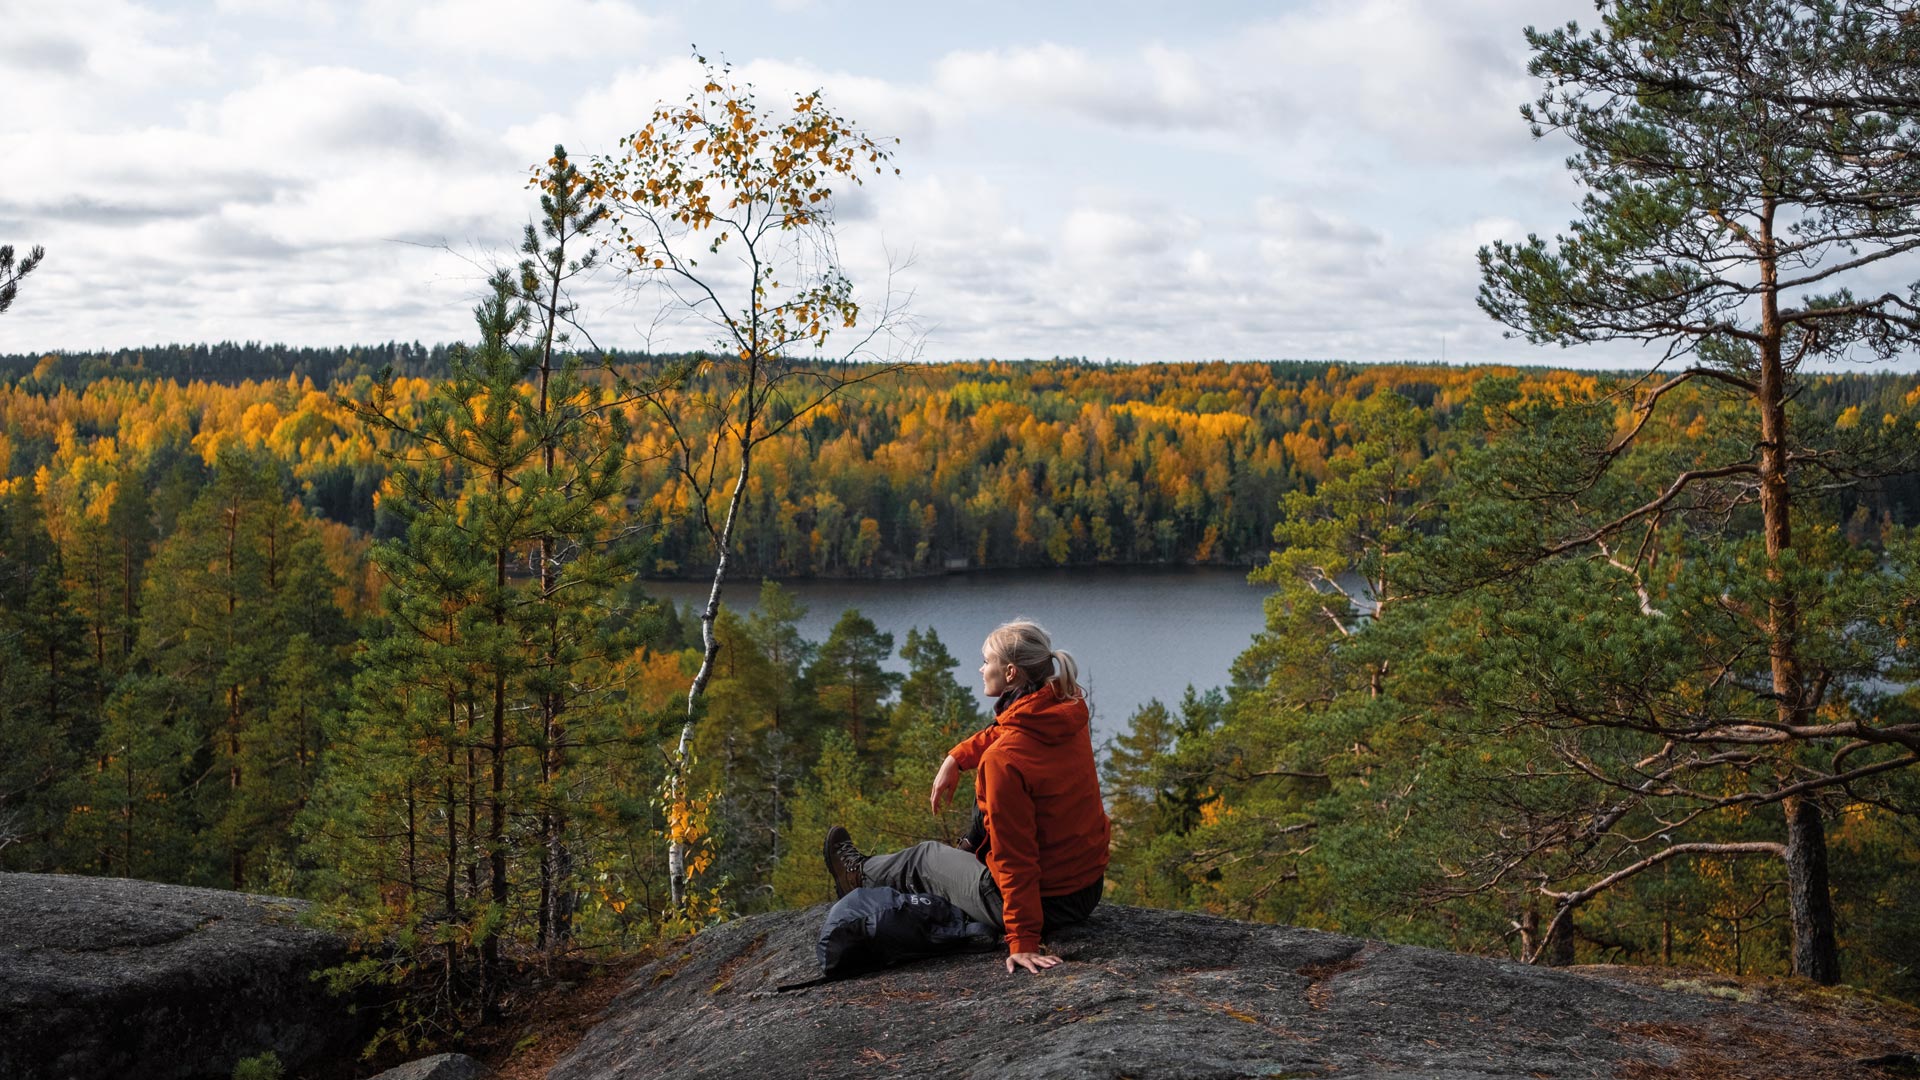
212, 67, 462, 158
1254, 200, 1385, 278
0, 49, 538, 351
212, 0, 338, 23
926, 0, 1581, 164
1061, 206, 1182, 263
933, 43, 1277, 134
4, 128, 274, 222
0, 33, 89, 76
1245, 0, 1545, 159
821, 170, 1528, 364
0, 0, 214, 130
371, 0, 666, 61
211, 66, 497, 162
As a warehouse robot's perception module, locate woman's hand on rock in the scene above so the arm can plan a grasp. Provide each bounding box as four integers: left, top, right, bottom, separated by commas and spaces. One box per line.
1006, 951, 1061, 974
930, 754, 960, 814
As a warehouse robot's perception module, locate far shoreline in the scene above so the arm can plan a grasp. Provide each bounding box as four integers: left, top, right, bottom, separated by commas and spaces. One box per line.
634, 558, 1269, 587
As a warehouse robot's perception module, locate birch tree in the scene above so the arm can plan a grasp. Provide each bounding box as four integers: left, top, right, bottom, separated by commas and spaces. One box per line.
567, 57, 911, 906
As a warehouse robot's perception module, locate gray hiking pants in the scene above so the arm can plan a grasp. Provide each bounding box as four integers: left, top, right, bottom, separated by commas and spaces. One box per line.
861, 841, 1106, 942
860, 841, 1004, 928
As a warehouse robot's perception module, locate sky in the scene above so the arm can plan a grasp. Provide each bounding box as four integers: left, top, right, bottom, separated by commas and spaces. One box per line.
0, 0, 1764, 367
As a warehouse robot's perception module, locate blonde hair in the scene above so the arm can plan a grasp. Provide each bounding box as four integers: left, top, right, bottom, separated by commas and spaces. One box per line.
984, 618, 1085, 701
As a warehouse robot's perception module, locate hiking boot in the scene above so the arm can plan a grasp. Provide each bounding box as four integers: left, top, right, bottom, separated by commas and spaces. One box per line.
824, 825, 866, 898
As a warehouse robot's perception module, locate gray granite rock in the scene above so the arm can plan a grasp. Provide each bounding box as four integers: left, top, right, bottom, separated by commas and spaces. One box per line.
545, 902, 1774, 1080
0, 871, 367, 1080
366, 1052, 485, 1080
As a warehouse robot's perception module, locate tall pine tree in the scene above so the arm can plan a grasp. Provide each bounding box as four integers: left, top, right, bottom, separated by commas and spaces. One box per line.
1475, 0, 1920, 982
311, 147, 647, 1037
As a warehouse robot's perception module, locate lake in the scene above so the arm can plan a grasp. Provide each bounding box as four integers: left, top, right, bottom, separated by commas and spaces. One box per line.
642, 566, 1274, 743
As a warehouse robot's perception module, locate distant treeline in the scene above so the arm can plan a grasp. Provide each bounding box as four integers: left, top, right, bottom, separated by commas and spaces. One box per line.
0, 341, 450, 386
0, 341, 709, 389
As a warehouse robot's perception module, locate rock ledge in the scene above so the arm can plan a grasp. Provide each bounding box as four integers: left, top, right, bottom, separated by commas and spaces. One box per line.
0, 871, 365, 1080
551, 902, 1920, 1080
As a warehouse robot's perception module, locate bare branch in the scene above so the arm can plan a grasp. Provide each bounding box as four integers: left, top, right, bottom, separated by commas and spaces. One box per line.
1540, 463, 1760, 558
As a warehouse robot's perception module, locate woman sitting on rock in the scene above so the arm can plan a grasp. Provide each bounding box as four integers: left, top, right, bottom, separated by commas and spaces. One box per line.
824, 618, 1111, 974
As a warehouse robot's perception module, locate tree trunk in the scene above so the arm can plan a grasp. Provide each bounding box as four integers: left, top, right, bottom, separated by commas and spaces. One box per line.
1755, 204, 1838, 985
228, 681, 244, 890
1784, 796, 1839, 984
405, 780, 418, 896
445, 685, 460, 992
667, 532, 733, 908
46, 636, 59, 763
225, 499, 244, 891
121, 539, 136, 657
669, 388, 758, 908
546, 817, 573, 947
1538, 901, 1578, 967
1546, 913, 1576, 967
536, 825, 551, 951
91, 569, 105, 668
536, 329, 570, 949
445, 683, 459, 925
466, 699, 479, 902
121, 749, 134, 875
484, 541, 509, 1017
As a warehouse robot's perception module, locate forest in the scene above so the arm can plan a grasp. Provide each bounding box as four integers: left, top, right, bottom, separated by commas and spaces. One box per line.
3, 345, 1918, 1040
4, 0, 1920, 1056
6, 354, 1916, 580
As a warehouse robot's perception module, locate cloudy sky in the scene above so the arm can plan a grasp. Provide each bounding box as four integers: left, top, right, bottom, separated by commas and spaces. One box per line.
2, 0, 1689, 366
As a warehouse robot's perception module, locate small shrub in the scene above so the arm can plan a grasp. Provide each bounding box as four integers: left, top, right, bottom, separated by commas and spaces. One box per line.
232, 1051, 284, 1080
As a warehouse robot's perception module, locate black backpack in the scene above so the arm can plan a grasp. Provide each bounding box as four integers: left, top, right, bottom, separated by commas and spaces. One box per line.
777, 886, 996, 990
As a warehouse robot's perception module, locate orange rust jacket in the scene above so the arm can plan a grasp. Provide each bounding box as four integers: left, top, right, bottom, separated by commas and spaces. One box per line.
948, 688, 1110, 954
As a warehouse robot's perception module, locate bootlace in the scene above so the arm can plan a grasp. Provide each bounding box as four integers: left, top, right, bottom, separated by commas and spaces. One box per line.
832, 839, 865, 875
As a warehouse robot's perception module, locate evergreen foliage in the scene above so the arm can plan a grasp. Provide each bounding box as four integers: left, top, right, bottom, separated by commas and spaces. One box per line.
300, 149, 655, 1039
807, 609, 902, 763
0, 243, 43, 318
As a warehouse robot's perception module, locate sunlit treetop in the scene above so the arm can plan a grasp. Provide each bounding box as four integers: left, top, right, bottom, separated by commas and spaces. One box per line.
549, 55, 900, 361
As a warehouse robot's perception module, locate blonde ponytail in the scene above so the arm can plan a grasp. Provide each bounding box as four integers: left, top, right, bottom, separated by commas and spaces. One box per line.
1048, 647, 1084, 701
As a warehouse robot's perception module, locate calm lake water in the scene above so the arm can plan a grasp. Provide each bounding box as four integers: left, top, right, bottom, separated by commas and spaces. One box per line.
643, 566, 1273, 742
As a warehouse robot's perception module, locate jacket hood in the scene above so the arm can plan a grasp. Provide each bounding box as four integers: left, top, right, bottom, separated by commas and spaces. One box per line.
998, 689, 1090, 746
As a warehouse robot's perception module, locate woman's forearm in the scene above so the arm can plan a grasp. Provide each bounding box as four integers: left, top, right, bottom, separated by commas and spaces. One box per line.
930, 754, 961, 814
